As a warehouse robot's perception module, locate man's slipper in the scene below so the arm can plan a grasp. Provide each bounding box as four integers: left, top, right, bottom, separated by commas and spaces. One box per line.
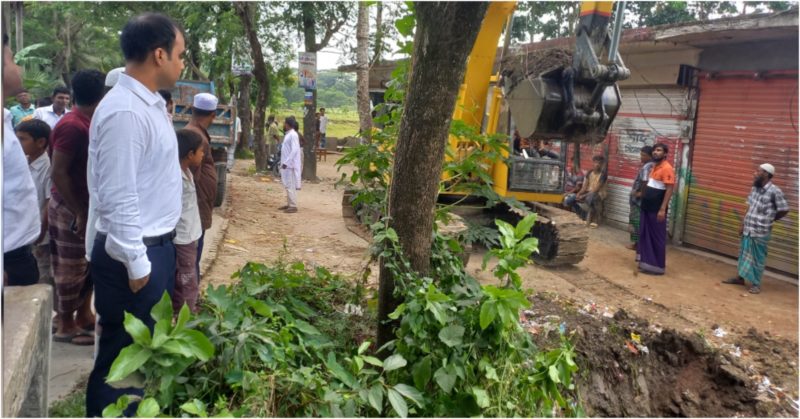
748, 286, 761, 294
722, 277, 745, 285
53, 330, 94, 346
277, 205, 289, 210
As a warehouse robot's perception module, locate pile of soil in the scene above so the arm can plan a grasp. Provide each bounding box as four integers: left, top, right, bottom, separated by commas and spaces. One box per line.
500, 48, 573, 89
524, 293, 799, 417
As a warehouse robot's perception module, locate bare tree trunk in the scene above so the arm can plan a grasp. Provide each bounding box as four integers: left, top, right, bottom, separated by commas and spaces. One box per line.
356, 2, 372, 143
301, 2, 318, 181
236, 74, 252, 154
376, 2, 488, 351
13, 2, 22, 52
235, 2, 269, 171
2, 3, 12, 48
370, 2, 383, 66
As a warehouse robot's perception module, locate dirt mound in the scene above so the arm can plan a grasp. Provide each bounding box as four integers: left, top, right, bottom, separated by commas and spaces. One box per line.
524, 293, 799, 417
500, 48, 573, 89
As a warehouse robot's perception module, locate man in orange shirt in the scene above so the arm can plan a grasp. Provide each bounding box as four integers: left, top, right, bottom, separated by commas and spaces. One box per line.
637, 143, 675, 275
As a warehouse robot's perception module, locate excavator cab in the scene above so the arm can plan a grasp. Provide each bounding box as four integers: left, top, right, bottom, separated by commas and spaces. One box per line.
501, 1, 630, 145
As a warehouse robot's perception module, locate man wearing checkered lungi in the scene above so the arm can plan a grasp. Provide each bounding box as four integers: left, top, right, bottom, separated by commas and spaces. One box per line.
722, 163, 789, 294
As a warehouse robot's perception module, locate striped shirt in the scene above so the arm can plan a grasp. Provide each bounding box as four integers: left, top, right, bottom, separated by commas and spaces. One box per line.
743, 182, 789, 238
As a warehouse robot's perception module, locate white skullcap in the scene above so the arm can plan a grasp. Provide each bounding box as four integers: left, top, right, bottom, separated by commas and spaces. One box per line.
104, 67, 125, 87
759, 163, 775, 176
193, 93, 218, 111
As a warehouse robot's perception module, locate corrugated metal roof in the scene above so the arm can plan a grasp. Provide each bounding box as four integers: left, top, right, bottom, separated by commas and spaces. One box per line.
683, 73, 798, 276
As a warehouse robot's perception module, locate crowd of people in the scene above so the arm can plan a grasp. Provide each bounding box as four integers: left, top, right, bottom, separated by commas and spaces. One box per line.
1, 12, 309, 415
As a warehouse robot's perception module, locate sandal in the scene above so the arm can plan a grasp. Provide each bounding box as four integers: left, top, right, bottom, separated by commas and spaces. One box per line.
748, 286, 761, 294
722, 277, 745, 285
53, 329, 95, 346
277, 205, 289, 210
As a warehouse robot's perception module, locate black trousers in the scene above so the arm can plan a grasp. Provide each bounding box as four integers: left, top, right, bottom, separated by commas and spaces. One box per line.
4, 244, 40, 286
85, 235, 176, 417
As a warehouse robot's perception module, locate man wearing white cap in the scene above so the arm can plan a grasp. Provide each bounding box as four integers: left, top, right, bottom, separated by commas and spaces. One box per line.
723, 163, 789, 294
184, 92, 218, 279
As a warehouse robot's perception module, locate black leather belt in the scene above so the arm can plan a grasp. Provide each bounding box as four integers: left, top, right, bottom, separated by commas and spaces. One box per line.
95, 230, 176, 246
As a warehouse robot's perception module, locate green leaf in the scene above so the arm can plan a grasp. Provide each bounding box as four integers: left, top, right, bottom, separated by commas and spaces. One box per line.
434, 366, 456, 394
150, 291, 173, 323
362, 356, 383, 367
176, 329, 215, 361
383, 354, 407, 372
151, 319, 170, 348
123, 312, 151, 346
393, 383, 424, 407
388, 303, 406, 320
180, 399, 206, 416
358, 341, 371, 355
548, 364, 561, 384
325, 352, 359, 389
395, 15, 415, 37
472, 387, 490, 408
135, 397, 159, 417
173, 304, 190, 334
246, 298, 273, 317
385, 227, 399, 242
387, 388, 408, 418
102, 395, 132, 418
161, 340, 194, 358
293, 319, 321, 336
367, 384, 384, 414
514, 213, 537, 240
479, 301, 497, 330
412, 357, 432, 389
106, 345, 152, 383
438, 324, 465, 347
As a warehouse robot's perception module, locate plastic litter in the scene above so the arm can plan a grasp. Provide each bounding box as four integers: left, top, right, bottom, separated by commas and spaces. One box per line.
729, 346, 742, 358
713, 327, 727, 338
559, 322, 567, 334
343, 303, 364, 316
630, 332, 641, 344
624, 341, 639, 355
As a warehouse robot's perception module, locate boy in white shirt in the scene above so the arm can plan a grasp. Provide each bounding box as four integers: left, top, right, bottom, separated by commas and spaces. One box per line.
14, 119, 53, 287
174, 129, 204, 312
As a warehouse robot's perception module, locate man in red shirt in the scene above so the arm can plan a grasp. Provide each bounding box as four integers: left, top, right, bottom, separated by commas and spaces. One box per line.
49, 69, 106, 345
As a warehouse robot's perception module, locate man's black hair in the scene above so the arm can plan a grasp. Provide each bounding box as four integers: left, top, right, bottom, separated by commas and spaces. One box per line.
285, 116, 299, 130
653, 142, 669, 155
176, 129, 203, 160
158, 89, 172, 102
640, 145, 653, 155
320, 107, 325, 112
767, 173, 774, 179
192, 108, 215, 118
52, 86, 70, 98
15, 119, 52, 146
71, 70, 106, 106
120, 13, 183, 63
592, 155, 605, 163
16, 88, 28, 94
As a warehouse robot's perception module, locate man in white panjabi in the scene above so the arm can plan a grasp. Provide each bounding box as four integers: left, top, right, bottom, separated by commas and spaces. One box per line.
278, 116, 302, 213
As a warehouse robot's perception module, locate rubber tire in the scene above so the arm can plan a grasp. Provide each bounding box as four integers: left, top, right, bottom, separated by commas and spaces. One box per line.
214, 162, 226, 207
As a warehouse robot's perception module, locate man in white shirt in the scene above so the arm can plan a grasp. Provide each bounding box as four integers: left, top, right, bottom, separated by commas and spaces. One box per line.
279, 116, 302, 213
319, 107, 328, 149
227, 115, 241, 172
32, 86, 70, 129
3, 32, 41, 286
85, 13, 185, 416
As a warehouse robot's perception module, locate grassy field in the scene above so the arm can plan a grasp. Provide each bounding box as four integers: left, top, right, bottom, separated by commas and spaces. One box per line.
272, 107, 361, 139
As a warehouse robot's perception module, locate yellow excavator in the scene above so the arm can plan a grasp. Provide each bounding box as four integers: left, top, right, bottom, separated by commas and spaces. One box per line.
442, 1, 630, 265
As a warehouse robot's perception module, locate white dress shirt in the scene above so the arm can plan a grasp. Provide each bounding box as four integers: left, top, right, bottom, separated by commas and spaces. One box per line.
33, 105, 69, 129
3, 109, 41, 253
319, 115, 328, 133
88, 73, 182, 279
280, 129, 302, 189
175, 169, 202, 245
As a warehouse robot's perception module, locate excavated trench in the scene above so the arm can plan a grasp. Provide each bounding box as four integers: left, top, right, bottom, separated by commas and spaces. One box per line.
526, 294, 799, 417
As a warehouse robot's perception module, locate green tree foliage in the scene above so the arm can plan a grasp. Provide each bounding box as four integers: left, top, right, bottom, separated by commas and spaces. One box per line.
279, 70, 357, 110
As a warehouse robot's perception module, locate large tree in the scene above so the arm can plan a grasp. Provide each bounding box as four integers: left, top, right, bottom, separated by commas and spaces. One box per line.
292, 1, 352, 181
355, 2, 371, 143
235, 2, 269, 171
376, 2, 489, 349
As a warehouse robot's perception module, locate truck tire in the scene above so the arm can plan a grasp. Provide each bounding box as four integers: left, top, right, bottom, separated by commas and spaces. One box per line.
215, 162, 226, 207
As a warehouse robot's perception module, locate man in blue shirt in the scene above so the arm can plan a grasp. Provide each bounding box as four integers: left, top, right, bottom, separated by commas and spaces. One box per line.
9, 89, 34, 126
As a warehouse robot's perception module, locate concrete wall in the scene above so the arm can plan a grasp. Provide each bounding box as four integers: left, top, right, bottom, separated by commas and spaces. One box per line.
620, 47, 702, 87
699, 38, 798, 71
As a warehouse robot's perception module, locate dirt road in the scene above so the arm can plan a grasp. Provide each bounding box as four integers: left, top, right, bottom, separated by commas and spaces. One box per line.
206, 157, 799, 415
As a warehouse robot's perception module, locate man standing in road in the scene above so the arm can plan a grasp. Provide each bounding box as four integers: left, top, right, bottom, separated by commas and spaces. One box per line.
318, 107, 328, 150
637, 143, 675, 275
723, 163, 789, 294
10, 89, 35, 126
184, 93, 218, 279
3, 31, 41, 285
33, 86, 71, 129
266, 114, 280, 157
627, 145, 654, 251
49, 69, 106, 346
279, 116, 302, 213
85, 13, 185, 416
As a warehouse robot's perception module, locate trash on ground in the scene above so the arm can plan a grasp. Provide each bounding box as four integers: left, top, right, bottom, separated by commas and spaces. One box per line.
624, 341, 639, 355
224, 243, 249, 253
630, 332, 641, 344
713, 327, 727, 338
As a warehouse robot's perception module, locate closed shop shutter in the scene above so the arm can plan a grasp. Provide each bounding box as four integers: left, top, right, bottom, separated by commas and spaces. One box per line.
567, 87, 689, 230
683, 72, 798, 276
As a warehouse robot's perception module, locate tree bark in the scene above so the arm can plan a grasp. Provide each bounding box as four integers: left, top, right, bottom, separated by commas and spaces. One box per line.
236, 74, 252, 154
376, 2, 488, 351
356, 2, 372, 143
235, 2, 269, 171
301, 2, 318, 181
370, 2, 383, 66
13, 2, 22, 53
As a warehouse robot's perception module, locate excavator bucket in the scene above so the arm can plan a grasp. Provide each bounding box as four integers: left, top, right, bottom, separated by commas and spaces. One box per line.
502, 63, 623, 145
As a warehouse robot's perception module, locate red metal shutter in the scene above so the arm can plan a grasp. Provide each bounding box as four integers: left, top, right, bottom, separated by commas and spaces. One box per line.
683, 71, 798, 276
